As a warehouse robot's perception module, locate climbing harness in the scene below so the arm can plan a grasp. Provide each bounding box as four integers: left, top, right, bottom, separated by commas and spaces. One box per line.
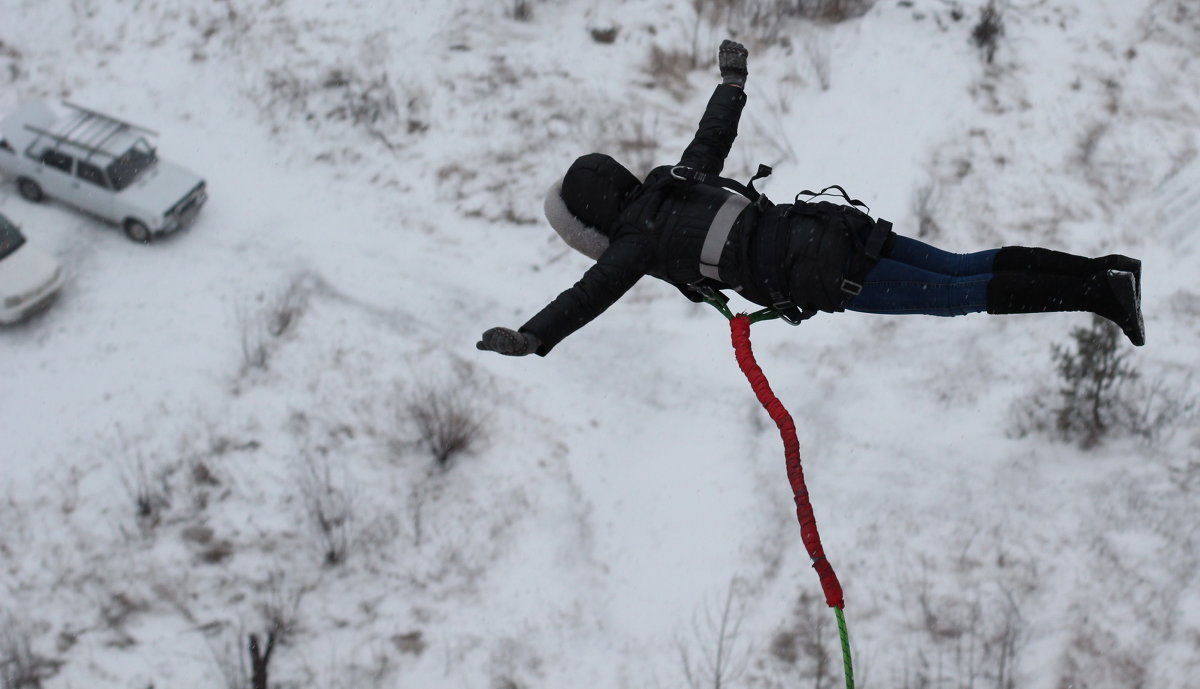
697, 287, 856, 689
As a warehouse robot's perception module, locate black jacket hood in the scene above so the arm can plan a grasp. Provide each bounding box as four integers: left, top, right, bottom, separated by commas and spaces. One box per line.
559, 153, 640, 237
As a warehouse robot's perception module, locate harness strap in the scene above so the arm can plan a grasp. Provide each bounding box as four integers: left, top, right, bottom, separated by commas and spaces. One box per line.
797, 185, 871, 215
699, 192, 751, 281
671, 163, 772, 204
759, 219, 815, 325
841, 218, 893, 297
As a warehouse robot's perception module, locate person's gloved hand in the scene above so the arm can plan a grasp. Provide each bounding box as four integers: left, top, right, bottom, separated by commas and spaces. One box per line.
718, 39, 748, 87
476, 327, 540, 356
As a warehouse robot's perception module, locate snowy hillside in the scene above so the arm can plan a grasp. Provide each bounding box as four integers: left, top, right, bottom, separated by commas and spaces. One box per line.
2, 0, 1198, 687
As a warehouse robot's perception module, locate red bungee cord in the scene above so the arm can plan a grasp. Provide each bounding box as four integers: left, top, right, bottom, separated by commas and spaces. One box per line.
729, 315, 845, 609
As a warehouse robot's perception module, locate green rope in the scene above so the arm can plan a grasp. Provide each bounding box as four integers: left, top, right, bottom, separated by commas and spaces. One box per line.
836, 606, 854, 689
697, 289, 780, 323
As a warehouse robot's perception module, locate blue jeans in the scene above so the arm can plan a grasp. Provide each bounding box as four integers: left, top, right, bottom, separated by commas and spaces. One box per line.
845, 236, 997, 316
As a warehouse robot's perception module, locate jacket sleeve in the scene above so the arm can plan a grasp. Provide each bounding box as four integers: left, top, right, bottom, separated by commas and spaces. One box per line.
519, 233, 652, 356
677, 84, 748, 176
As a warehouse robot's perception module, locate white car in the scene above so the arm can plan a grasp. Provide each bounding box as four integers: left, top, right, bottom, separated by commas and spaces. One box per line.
0, 101, 206, 243
0, 213, 64, 324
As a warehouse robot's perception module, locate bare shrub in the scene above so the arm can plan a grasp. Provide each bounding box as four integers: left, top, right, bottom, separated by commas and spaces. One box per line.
260, 59, 405, 148
115, 450, 172, 534
677, 580, 751, 689
487, 638, 545, 689
693, 0, 874, 49
910, 181, 944, 240
266, 274, 311, 338
407, 379, 487, 469
235, 274, 315, 374
794, 0, 876, 23
0, 619, 61, 689
1056, 624, 1147, 689
615, 117, 662, 177
392, 631, 426, 656
256, 572, 312, 647
801, 28, 832, 90
95, 590, 148, 648
647, 44, 695, 101
590, 26, 619, 44
296, 451, 356, 566
1075, 121, 1110, 171
510, 0, 532, 21
1127, 373, 1197, 445
899, 582, 1027, 689
322, 70, 401, 138
756, 590, 838, 688
236, 301, 270, 373
0, 40, 21, 82
972, 0, 1005, 63
211, 629, 250, 689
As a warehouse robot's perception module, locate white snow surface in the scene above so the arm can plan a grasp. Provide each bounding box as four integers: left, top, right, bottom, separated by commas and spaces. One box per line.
1, 0, 1198, 687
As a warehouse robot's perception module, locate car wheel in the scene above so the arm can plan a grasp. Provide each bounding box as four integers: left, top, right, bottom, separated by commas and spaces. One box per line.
17, 178, 44, 202
124, 219, 152, 244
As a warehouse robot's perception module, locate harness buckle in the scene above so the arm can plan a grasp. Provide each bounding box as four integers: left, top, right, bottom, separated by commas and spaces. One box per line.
671, 165, 709, 184
774, 302, 804, 326
841, 279, 863, 297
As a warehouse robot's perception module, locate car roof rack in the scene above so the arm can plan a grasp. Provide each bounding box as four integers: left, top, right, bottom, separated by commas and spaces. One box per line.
23, 102, 157, 162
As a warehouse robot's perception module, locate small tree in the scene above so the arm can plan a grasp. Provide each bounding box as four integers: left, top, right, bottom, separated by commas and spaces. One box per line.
1051, 317, 1139, 448
249, 632, 276, 689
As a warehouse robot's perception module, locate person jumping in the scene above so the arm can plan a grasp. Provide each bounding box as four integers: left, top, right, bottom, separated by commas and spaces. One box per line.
477, 40, 1143, 358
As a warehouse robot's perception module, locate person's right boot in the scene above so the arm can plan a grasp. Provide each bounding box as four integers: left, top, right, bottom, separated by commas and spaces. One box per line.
994, 246, 1141, 301
986, 269, 1144, 346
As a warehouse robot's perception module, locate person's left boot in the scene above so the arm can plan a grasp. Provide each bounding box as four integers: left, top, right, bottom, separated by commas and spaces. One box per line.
986, 269, 1144, 346
1098, 254, 1141, 303
1103, 269, 1144, 346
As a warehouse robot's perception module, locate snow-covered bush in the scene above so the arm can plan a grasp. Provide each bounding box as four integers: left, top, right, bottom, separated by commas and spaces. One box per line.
972, 1, 1005, 64
755, 590, 839, 689
694, 0, 876, 36
0, 617, 60, 689
1049, 317, 1140, 448
115, 451, 173, 535
1011, 317, 1196, 448
407, 377, 488, 469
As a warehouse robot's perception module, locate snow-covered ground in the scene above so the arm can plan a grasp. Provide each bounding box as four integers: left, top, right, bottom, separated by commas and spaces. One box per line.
2, 0, 1198, 687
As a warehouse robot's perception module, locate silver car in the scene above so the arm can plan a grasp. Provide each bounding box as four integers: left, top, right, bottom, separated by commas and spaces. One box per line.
0, 101, 207, 243
0, 212, 63, 324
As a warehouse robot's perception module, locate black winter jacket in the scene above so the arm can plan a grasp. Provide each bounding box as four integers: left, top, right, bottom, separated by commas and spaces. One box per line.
521, 84, 888, 355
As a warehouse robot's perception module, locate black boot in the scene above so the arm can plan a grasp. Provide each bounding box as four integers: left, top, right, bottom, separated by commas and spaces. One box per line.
994, 246, 1095, 274
1098, 254, 1141, 303
986, 269, 1144, 346
994, 246, 1141, 300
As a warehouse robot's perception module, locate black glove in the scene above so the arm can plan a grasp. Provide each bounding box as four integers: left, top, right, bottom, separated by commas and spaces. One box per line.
476, 327, 540, 356
718, 39, 748, 87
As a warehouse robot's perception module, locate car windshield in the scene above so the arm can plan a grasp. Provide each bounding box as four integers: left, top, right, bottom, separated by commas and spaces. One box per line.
0, 215, 26, 261
106, 138, 157, 191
